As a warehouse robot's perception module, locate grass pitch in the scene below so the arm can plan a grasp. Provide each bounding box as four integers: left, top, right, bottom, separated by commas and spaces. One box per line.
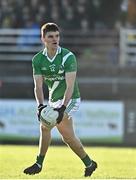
0, 145, 136, 179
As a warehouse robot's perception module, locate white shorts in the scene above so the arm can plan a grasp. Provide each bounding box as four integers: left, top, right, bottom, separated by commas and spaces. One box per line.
49, 98, 81, 115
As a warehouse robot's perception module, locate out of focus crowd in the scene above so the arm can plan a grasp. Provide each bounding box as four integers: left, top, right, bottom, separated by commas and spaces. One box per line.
0, 0, 123, 31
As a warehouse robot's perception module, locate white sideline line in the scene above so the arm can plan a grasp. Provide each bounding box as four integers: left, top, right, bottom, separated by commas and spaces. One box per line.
1, 179, 136, 180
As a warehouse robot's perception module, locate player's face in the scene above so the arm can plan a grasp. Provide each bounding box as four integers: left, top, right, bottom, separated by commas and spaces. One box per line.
42, 31, 60, 50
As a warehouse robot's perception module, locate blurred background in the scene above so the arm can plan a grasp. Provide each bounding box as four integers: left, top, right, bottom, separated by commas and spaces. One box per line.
0, 0, 136, 146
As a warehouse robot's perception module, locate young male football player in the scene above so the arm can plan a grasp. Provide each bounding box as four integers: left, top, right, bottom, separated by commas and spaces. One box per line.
23, 23, 97, 177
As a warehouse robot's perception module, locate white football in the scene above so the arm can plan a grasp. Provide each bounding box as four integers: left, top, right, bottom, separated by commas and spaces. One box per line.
40, 105, 59, 129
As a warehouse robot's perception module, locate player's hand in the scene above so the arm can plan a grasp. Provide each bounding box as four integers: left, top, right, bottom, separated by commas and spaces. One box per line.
54, 105, 66, 124
37, 104, 47, 121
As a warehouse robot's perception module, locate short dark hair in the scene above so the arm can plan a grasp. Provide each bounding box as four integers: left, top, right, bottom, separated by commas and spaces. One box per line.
41, 23, 59, 38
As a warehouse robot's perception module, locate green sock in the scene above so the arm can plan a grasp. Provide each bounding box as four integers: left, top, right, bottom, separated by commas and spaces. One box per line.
81, 154, 92, 167
36, 155, 45, 166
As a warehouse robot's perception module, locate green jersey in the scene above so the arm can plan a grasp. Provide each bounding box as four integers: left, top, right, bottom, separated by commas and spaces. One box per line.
32, 46, 80, 102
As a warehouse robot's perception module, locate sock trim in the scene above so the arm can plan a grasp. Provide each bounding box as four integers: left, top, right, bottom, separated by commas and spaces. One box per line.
86, 162, 93, 168
36, 163, 42, 168
81, 154, 92, 167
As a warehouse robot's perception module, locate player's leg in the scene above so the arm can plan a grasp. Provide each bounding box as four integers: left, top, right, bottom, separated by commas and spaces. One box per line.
56, 114, 97, 177
57, 114, 86, 158
23, 123, 51, 175
38, 123, 51, 156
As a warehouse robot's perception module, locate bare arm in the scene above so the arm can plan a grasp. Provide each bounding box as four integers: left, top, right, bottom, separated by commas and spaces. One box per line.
62, 71, 76, 107
33, 75, 44, 106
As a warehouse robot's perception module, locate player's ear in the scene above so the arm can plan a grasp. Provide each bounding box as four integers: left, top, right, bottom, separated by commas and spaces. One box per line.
41, 36, 45, 43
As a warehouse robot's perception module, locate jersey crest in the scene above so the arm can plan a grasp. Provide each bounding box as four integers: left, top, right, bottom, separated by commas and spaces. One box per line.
49, 64, 56, 72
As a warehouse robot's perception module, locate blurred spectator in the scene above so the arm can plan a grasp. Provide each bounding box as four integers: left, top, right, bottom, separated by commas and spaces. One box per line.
107, 43, 119, 64
80, 18, 90, 33
50, 0, 60, 24
17, 18, 40, 48
61, 8, 78, 30
0, 0, 123, 30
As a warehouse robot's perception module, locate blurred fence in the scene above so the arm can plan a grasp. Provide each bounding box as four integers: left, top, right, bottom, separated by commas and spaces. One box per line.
0, 28, 118, 62
1, 29, 136, 100
0, 29, 41, 61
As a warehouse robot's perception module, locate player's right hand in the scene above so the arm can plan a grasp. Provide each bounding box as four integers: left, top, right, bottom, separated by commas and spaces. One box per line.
37, 104, 47, 121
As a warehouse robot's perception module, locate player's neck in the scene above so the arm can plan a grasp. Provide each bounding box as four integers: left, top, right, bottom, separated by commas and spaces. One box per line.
47, 47, 57, 59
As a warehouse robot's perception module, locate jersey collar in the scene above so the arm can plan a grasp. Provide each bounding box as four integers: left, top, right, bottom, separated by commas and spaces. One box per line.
42, 46, 61, 62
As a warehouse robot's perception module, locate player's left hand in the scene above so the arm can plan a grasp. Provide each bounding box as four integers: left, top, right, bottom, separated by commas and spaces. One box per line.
54, 105, 66, 124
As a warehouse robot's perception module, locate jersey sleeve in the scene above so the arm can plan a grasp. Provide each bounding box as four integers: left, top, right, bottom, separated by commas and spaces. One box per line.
32, 56, 42, 75
64, 54, 77, 72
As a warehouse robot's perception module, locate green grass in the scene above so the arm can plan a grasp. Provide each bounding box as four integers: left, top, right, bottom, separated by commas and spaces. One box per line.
0, 145, 136, 179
